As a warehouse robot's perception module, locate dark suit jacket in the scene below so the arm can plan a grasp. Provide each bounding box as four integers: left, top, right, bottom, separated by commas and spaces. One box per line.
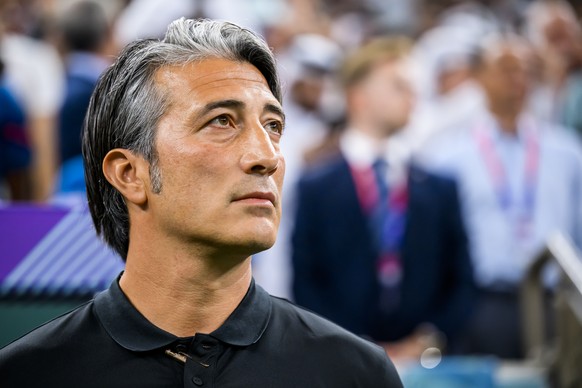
292, 155, 475, 343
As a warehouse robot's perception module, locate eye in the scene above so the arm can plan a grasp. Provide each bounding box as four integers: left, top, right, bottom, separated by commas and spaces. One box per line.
209, 115, 231, 127
265, 120, 284, 136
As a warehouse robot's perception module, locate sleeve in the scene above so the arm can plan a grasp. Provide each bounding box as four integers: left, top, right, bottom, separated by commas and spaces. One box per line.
369, 346, 404, 388
347, 340, 403, 388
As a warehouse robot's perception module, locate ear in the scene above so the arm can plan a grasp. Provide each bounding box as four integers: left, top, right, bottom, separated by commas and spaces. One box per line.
102, 149, 149, 206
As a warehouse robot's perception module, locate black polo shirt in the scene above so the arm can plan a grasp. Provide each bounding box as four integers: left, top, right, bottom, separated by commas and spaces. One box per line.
0, 276, 402, 387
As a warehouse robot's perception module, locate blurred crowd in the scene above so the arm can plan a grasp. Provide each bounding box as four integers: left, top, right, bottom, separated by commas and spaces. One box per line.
2, 0, 582, 365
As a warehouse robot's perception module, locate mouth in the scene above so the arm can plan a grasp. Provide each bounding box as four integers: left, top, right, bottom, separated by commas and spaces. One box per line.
233, 191, 277, 206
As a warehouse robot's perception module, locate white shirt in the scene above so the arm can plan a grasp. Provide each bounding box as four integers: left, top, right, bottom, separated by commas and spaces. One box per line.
420, 113, 582, 288
340, 128, 409, 186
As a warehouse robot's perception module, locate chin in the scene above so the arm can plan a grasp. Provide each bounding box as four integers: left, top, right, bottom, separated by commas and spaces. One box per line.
223, 238, 275, 259
229, 228, 278, 256
247, 231, 277, 252
248, 239, 276, 255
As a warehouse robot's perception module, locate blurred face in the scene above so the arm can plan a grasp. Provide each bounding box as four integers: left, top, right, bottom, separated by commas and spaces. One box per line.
146, 58, 285, 257
354, 59, 415, 138
477, 43, 532, 115
543, 15, 581, 63
291, 76, 324, 112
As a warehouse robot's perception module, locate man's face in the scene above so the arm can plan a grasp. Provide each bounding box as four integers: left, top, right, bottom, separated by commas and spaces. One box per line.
145, 58, 285, 258
543, 14, 582, 63
357, 59, 415, 137
477, 44, 531, 112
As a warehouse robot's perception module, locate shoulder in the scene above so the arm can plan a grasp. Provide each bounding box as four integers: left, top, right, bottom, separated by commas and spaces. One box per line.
270, 295, 369, 344
0, 301, 95, 371
298, 154, 349, 187
409, 164, 456, 185
415, 127, 475, 176
408, 164, 459, 198
268, 296, 402, 385
541, 123, 582, 157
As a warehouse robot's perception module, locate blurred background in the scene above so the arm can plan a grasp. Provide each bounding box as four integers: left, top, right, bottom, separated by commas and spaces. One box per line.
1, 0, 582, 386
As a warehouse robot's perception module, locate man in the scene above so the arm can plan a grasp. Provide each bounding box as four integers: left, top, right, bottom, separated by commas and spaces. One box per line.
292, 37, 474, 359
54, 0, 112, 197
0, 18, 402, 387
421, 34, 582, 358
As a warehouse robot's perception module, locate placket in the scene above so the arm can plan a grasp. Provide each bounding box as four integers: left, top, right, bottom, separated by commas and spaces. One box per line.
180, 335, 221, 387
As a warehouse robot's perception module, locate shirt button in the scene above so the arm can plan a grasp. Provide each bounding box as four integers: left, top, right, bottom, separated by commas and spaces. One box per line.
192, 376, 203, 386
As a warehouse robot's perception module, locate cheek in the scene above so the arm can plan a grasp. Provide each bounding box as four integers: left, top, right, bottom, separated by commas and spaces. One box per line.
377, 88, 400, 108
158, 145, 220, 196
276, 156, 285, 185
370, 91, 401, 118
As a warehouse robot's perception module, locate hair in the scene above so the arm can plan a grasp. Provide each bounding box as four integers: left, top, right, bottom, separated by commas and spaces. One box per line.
339, 36, 412, 89
524, 0, 579, 49
59, 1, 109, 52
470, 32, 532, 71
82, 18, 281, 260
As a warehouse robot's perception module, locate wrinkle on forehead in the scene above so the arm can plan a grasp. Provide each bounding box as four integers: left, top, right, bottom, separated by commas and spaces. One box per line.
154, 58, 276, 109
156, 59, 269, 90
154, 58, 282, 135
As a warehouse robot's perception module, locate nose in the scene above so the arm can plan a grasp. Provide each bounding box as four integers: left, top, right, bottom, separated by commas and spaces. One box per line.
239, 124, 281, 176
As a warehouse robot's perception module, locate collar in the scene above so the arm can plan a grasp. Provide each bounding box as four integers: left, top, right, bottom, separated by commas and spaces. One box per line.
340, 128, 409, 185
340, 128, 390, 168
94, 274, 272, 351
479, 112, 537, 143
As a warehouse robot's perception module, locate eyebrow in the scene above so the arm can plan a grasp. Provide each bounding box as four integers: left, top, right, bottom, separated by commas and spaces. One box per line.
198, 99, 286, 124
199, 99, 245, 117
264, 103, 286, 125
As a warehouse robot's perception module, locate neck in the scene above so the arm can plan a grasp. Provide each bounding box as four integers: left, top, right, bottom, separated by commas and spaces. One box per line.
120, 237, 253, 338
488, 103, 520, 135
350, 117, 396, 141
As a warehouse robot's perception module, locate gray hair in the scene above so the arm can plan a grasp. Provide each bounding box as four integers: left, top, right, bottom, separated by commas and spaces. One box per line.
82, 18, 281, 260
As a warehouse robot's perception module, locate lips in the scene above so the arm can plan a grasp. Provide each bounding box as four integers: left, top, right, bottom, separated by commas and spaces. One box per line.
233, 191, 276, 205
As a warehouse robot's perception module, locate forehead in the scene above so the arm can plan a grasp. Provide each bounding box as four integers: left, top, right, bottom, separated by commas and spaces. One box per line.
483, 42, 530, 67
154, 58, 277, 104
363, 58, 411, 84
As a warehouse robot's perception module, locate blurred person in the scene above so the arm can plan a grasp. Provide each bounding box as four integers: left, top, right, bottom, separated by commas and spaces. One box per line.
53, 0, 112, 201
114, 0, 290, 49
292, 37, 475, 360
0, 0, 64, 200
203, 0, 289, 35
253, 33, 343, 298
421, 34, 582, 359
400, 24, 487, 155
113, 0, 200, 47
364, 0, 420, 36
525, 0, 582, 135
0, 59, 31, 201
0, 18, 402, 387
393, 1, 502, 157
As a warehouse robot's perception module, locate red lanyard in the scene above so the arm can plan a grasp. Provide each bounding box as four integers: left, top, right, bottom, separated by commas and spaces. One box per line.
473, 123, 539, 222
